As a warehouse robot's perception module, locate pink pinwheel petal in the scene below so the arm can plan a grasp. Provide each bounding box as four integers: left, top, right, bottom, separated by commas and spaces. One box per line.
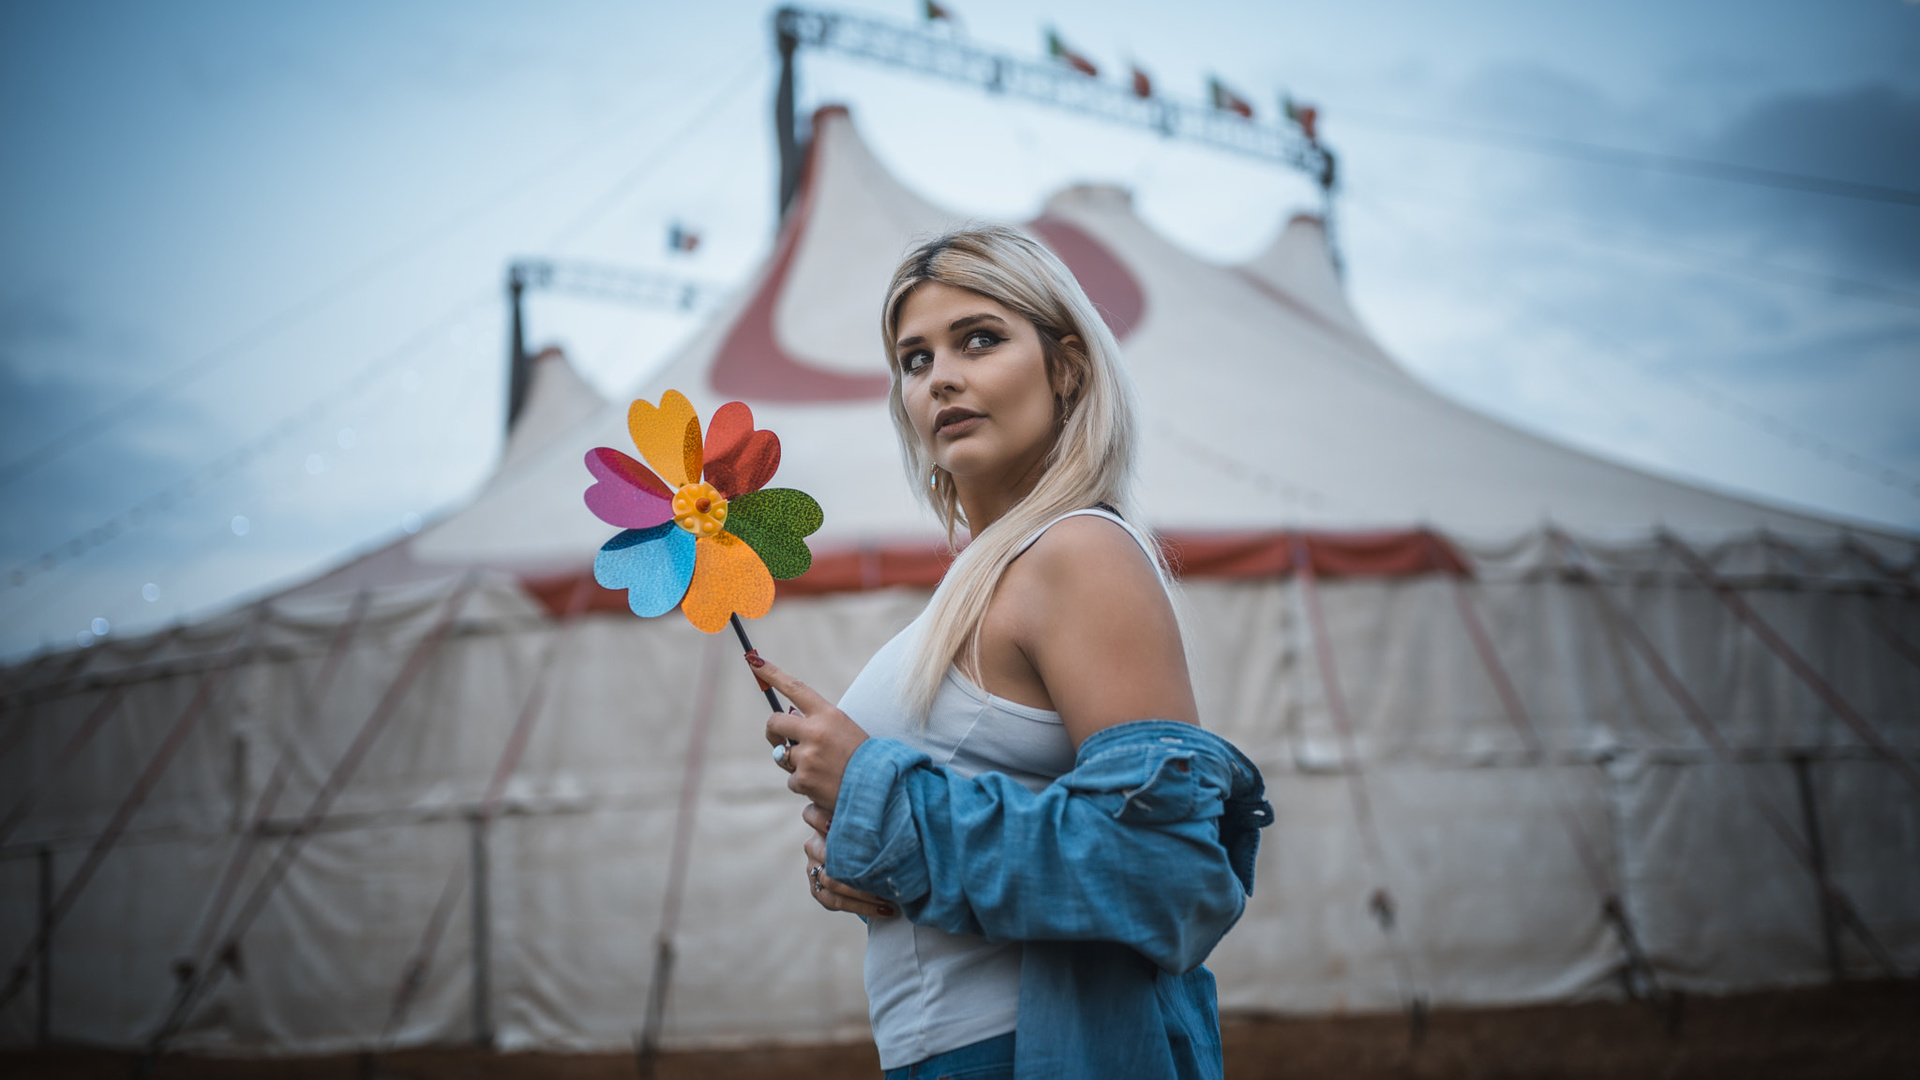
584, 447, 674, 529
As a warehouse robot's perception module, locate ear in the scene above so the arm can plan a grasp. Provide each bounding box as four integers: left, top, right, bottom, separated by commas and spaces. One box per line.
1052, 334, 1087, 401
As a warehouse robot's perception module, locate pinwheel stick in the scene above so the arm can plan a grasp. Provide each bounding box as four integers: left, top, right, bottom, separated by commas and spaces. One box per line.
730, 613, 783, 713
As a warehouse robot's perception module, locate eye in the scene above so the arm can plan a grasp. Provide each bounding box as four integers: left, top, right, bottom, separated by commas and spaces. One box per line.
899, 349, 932, 375
963, 329, 1001, 351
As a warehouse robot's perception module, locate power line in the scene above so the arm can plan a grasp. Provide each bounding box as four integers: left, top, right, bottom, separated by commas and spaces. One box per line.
1346, 191, 1920, 502
0, 75, 747, 494
3, 291, 494, 596
1349, 183, 1920, 312
1340, 109, 1920, 209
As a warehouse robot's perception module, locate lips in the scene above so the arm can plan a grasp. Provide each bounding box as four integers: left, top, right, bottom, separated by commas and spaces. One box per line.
934, 407, 983, 435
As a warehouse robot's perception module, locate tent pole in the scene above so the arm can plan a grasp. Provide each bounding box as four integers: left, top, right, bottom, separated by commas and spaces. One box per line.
379, 576, 596, 1049
506, 265, 531, 432
0, 684, 130, 844
1290, 535, 1427, 1046
36, 845, 51, 1045
1661, 533, 1920, 796
139, 576, 477, 1065
469, 812, 492, 1048
1554, 530, 1902, 976
1790, 756, 1846, 983
0, 610, 263, 1013
182, 589, 372, 979
639, 631, 726, 1065
1432, 549, 1662, 999
774, 10, 801, 220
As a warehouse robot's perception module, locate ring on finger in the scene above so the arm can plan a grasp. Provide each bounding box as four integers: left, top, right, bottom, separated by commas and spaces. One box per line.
772, 742, 793, 770
809, 865, 825, 893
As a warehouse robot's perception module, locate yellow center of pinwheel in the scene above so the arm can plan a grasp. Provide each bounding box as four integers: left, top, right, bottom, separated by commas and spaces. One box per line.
671, 480, 729, 537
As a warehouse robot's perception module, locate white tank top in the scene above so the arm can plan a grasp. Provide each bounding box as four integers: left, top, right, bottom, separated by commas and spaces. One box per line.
835, 508, 1162, 1069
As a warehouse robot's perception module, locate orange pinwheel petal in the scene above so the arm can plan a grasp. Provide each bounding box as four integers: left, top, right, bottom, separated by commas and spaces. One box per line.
628, 390, 701, 487
682, 416, 703, 490
681, 532, 774, 633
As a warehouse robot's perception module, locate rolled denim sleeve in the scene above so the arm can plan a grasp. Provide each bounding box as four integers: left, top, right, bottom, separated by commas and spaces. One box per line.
824, 721, 1262, 975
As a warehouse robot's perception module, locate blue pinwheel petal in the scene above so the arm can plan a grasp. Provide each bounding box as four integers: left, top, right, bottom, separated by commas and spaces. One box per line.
594, 523, 696, 617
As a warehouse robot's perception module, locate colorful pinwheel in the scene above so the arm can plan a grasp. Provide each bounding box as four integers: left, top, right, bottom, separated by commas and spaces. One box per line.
584, 390, 823, 633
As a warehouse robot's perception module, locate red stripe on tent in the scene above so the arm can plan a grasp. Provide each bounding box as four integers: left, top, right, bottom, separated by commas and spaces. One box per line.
519, 529, 1469, 616
1026, 216, 1146, 339
709, 106, 894, 404
709, 108, 1153, 403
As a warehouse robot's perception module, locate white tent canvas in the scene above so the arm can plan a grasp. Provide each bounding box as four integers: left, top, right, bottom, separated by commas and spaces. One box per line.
2, 106, 1916, 1055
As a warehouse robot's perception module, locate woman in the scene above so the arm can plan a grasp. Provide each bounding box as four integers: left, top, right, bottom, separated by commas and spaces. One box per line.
751, 225, 1271, 1080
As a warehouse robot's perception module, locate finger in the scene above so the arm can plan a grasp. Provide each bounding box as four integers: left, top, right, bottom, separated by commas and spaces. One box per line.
801, 802, 831, 833
825, 881, 895, 918
803, 832, 826, 865
814, 868, 884, 906
813, 881, 893, 919
767, 707, 806, 746
745, 656, 832, 716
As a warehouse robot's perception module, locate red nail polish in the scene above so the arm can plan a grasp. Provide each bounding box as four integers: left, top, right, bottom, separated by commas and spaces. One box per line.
745, 651, 765, 668
877, 906, 896, 917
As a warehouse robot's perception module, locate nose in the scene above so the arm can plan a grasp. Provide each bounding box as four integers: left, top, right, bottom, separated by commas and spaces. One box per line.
925, 349, 964, 396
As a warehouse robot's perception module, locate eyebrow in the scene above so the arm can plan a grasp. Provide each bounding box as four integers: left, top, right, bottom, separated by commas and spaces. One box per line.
894, 313, 1009, 352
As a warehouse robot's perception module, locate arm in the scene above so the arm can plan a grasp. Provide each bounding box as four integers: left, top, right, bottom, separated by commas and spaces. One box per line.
824, 721, 1259, 975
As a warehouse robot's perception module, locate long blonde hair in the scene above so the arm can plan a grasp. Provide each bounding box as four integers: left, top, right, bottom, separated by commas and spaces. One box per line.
882, 224, 1152, 718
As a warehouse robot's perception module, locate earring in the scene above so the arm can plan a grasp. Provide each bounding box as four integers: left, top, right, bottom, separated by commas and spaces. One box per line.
929, 467, 939, 489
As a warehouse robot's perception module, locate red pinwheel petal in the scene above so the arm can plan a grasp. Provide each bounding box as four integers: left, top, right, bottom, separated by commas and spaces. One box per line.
702, 400, 782, 498
584, 447, 674, 529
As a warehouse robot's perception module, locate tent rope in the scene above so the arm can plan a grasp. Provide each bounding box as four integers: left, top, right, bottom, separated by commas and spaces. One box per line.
1552, 529, 1904, 977
137, 574, 477, 1070
1429, 540, 1662, 998
1290, 537, 1429, 1039
178, 589, 373, 972
0, 605, 268, 1011
377, 574, 597, 1046
638, 629, 728, 1068
0, 683, 131, 845
1659, 533, 1920, 796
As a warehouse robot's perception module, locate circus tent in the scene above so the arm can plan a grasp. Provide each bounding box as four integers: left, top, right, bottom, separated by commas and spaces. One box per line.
2, 105, 1915, 1055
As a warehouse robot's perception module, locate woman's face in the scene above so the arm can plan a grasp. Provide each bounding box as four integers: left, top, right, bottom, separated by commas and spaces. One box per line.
894, 281, 1065, 497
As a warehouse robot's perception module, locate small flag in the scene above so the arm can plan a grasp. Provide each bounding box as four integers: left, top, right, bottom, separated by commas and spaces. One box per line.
1209, 77, 1253, 119
1046, 29, 1099, 77
923, 0, 952, 22
668, 223, 701, 254
1130, 65, 1153, 99
1283, 95, 1319, 142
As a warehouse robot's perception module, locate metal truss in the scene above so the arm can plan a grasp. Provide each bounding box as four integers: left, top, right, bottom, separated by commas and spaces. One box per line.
509, 260, 726, 313
774, 5, 1335, 189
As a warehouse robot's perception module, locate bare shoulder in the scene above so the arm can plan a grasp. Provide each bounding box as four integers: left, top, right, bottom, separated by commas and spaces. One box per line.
1011, 513, 1162, 593
1003, 513, 1196, 739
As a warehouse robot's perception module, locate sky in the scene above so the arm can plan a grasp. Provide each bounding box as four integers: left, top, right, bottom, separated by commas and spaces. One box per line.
2, 0, 1917, 661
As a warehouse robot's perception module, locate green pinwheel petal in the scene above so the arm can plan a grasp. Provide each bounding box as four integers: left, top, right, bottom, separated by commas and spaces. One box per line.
724, 488, 823, 580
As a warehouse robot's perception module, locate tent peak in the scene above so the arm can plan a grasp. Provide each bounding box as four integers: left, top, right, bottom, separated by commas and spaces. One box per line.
1043, 183, 1135, 214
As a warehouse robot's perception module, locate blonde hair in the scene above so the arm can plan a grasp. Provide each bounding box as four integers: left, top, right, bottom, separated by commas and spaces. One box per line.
882, 224, 1153, 719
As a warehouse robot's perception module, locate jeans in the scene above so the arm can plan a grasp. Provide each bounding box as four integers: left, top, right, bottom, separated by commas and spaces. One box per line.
881, 1031, 1016, 1080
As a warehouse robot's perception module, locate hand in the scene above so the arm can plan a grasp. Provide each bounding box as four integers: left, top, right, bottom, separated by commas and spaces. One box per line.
801, 802, 895, 919
753, 653, 869, 810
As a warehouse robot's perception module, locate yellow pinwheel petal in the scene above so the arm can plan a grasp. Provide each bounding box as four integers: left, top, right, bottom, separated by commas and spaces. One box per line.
627, 390, 702, 488
681, 532, 774, 633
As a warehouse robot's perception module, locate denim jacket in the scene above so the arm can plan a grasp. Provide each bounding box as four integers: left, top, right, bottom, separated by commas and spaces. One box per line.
825, 720, 1274, 1079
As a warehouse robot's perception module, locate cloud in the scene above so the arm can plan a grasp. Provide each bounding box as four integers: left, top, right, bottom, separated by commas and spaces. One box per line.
1703, 83, 1920, 283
